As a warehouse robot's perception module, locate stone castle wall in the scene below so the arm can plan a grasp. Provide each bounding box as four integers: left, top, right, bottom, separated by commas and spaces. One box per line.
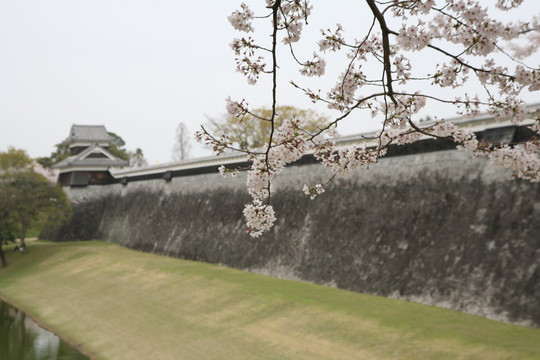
44, 149, 540, 327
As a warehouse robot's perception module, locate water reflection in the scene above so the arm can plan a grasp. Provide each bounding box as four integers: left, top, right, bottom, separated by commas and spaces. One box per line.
0, 300, 89, 360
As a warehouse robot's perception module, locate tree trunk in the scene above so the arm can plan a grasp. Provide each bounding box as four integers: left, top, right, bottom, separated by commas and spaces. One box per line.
0, 243, 6, 267
19, 227, 27, 253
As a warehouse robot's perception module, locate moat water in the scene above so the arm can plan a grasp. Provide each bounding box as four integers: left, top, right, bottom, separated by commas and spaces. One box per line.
0, 300, 89, 360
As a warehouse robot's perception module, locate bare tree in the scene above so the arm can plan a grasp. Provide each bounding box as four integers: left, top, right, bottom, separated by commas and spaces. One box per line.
129, 148, 148, 168
172, 122, 192, 161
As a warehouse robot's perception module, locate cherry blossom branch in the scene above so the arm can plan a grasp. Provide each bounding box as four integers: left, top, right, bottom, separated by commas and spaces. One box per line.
206, 0, 540, 237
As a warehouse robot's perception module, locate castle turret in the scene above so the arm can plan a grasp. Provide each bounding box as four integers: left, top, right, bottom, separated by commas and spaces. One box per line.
54, 125, 128, 186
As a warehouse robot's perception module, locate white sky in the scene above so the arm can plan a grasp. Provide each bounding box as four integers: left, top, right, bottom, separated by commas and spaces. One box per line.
1, 1, 539, 164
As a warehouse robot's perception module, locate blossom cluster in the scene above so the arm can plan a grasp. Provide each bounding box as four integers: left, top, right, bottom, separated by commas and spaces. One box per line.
496, 0, 524, 11
489, 142, 540, 182
454, 94, 481, 118
489, 97, 528, 124
243, 200, 276, 237
243, 119, 308, 236
393, 55, 411, 84
396, 21, 431, 51
383, 95, 427, 129
432, 60, 468, 88
318, 24, 344, 52
426, 1, 530, 57
303, 184, 325, 199
225, 97, 248, 117
228, 3, 254, 33
381, 128, 423, 146
218, 165, 238, 178
299, 53, 326, 77
278, 1, 313, 45
235, 56, 266, 85
431, 121, 457, 137
314, 143, 380, 178
452, 128, 479, 152
228, 3, 266, 85
425, 120, 480, 153
195, 130, 232, 156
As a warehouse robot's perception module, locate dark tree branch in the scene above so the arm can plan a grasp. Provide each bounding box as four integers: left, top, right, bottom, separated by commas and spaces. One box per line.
366, 0, 397, 104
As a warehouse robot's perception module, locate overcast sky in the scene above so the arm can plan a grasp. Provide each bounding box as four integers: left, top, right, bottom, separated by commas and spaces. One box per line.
1, 1, 539, 164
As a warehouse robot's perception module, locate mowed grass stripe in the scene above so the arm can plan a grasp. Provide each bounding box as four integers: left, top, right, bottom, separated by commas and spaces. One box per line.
0, 241, 538, 360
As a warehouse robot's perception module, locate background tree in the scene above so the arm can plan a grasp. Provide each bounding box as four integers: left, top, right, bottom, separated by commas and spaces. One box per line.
0, 148, 71, 253
0, 149, 22, 254
172, 122, 192, 161
0, 147, 33, 171
211, 106, 332, 150
106, 132, 130, 161
0, 241, 5, 267
0, 184, 17, 267
128, 148, 148, 168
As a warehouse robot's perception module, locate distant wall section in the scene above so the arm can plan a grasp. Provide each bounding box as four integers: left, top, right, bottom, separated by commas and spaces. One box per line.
44, 150, 540, 327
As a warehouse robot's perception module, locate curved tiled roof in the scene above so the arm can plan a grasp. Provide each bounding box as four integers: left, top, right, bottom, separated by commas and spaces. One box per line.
63, 125, 116, 144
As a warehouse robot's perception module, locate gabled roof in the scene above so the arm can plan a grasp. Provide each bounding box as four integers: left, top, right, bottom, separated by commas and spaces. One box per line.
63, 125, 116, 144
53, 144, 128, 169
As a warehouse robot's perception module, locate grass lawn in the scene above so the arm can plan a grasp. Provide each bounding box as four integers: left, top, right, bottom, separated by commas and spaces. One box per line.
0, 241, 539, 360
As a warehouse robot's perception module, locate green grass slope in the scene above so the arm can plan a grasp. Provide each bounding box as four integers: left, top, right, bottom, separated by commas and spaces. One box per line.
0, 241, 539, 360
